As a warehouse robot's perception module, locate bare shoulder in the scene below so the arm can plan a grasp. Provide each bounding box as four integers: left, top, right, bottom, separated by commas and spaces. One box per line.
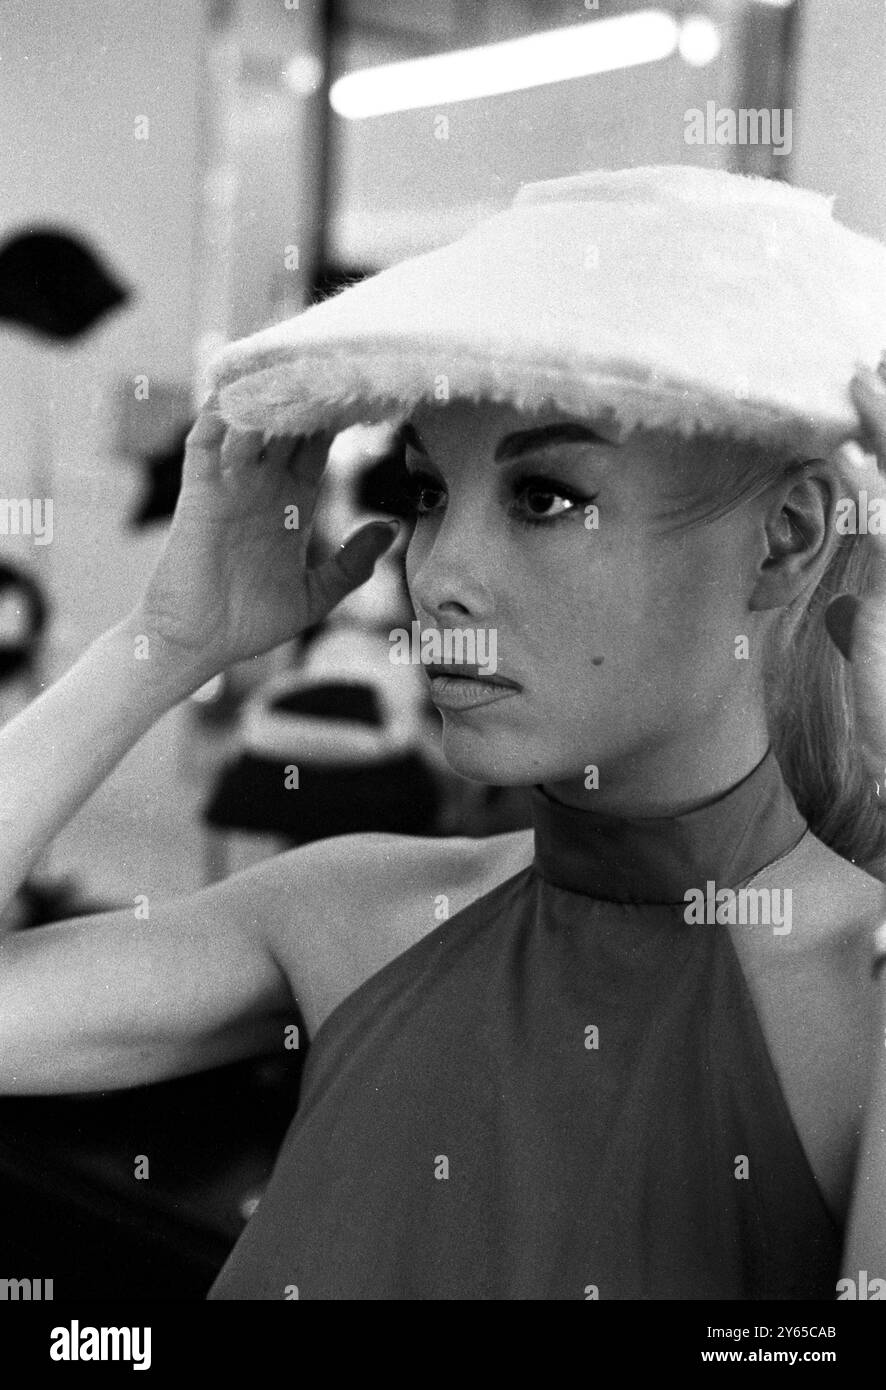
777, 831, 883, 960
256, 824, 535, 1037
791, 833, 886, 1045
732, 829, 885, 1017
728, 830, 886, 1223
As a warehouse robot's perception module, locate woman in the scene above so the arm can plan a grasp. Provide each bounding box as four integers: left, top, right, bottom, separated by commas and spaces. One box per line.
1, 165, 885, 1300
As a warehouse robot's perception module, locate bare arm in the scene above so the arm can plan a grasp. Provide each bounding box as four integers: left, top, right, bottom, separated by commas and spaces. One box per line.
0, 620, 300, 1095
0, 403, 399, 1094
0, 614, 202, 922
0, 871, 293, 1094
0, 822, 513, 1095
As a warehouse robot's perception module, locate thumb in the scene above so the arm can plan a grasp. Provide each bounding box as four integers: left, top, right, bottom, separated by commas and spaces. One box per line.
338, 519, 401, 580
303, 520, 400, 622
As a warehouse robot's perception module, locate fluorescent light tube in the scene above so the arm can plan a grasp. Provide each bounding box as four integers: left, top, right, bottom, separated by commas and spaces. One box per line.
330, 9, 684, 119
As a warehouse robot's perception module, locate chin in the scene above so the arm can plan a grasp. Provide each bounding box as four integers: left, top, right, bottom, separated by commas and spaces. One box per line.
439, 724, 555, 787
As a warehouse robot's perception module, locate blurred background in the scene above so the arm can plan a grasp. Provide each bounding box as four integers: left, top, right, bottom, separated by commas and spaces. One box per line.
0, 0, 883, 1297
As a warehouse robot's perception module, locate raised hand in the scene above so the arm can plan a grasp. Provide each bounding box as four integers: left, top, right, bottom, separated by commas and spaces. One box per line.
132, 401, 399, 686
825, 364, 886, 797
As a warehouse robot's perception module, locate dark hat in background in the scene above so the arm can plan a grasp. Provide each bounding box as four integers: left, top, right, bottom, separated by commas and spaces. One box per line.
0, 226, 129, 340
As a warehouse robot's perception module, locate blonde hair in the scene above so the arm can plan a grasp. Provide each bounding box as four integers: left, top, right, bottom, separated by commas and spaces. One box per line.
767, 529, 885, 876
647, 427, 886, 879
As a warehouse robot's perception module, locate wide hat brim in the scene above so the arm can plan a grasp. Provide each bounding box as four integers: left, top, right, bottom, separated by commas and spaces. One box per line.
208, 164, 886, 458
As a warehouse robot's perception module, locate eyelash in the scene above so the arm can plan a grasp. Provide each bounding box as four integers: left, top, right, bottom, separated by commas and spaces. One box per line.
401, 469, 597, 529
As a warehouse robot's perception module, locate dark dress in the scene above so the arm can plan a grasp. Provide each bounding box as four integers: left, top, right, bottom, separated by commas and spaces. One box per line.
207, 748, 843, 1300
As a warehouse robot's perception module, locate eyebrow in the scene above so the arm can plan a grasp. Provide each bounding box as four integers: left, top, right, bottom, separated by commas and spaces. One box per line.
400, 420, 616, 460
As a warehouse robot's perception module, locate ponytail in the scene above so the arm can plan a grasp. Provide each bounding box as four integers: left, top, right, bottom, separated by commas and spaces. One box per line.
766, 528, 886, 877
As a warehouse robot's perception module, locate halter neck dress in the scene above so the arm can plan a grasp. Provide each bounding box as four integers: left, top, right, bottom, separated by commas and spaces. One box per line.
208, 748, 843, 1300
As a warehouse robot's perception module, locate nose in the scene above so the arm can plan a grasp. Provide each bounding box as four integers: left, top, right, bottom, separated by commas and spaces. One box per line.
408, 508, 497, 624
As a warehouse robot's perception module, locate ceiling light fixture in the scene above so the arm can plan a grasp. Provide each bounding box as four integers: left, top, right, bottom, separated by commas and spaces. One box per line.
329, 9, 710, 120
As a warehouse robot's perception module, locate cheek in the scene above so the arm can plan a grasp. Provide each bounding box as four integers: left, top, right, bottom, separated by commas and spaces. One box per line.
636, 529, 749, 678
527, 527, 745, 680
404, 512, 747, 693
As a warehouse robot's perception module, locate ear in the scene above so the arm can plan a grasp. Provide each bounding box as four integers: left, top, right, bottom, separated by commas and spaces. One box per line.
748, 461, 840, 612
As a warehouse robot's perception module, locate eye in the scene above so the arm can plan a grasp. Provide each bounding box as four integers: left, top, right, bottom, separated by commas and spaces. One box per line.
511, 474, 596, 527
402, 468, 446, 518
398, 465, 597, 529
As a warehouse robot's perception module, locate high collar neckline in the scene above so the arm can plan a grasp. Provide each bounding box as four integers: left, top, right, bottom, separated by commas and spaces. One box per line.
529, 747, 807, 905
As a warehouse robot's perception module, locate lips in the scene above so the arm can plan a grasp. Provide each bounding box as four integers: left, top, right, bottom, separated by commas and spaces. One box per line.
425, 663, 520, 689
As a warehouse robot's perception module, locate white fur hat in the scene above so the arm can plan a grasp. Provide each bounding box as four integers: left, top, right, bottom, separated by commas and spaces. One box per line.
208, 164, 886, 457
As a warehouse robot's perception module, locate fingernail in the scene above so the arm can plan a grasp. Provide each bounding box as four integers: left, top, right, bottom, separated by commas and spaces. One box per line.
839, 440, 876, 471
365, 518, 400, 540
338, 519, 399, 553
824, 594, 860, 661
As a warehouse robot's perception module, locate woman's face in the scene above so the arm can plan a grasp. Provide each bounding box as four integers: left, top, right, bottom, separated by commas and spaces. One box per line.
403, 398, 772, 808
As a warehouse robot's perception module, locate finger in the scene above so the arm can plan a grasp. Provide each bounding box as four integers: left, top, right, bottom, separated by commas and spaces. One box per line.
220, 426, 265, 473
286, 430, 335, 486
183, 404, 228, 482
851, 368, 886, 457
259, 435, 299, 471
186, 406, 226, 448
301, 520, 399, 625
283, 431, 336, 528
254, 431, 332, 486
839, 410, 886, 591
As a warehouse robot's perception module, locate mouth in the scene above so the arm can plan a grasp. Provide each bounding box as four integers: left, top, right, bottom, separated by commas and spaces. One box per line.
424, 663, 520, 690
424, 664, 522, 712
